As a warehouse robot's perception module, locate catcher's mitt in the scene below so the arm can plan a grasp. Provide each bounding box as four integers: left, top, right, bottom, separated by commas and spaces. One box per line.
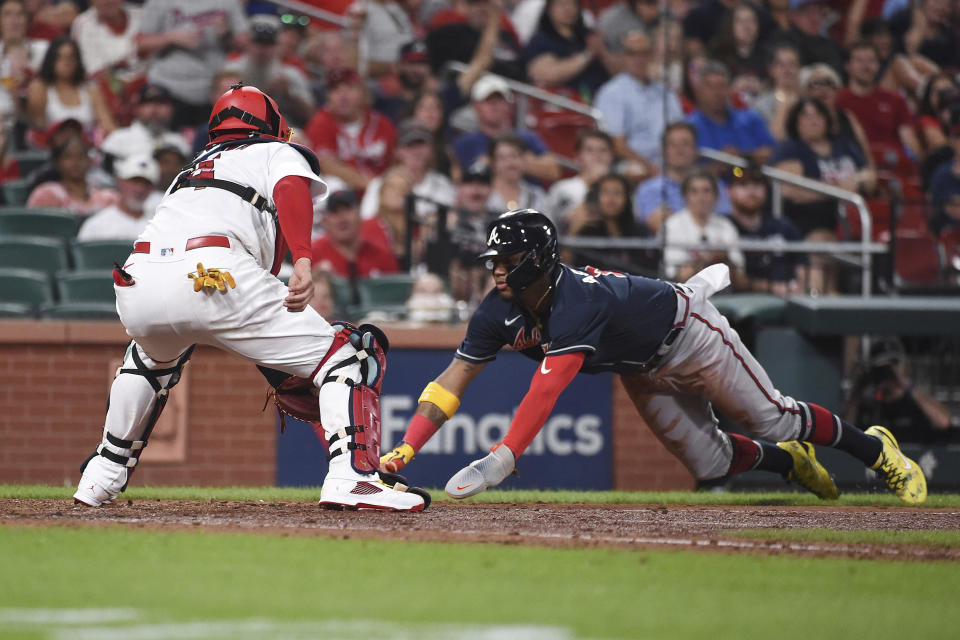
264, 374, 322, 431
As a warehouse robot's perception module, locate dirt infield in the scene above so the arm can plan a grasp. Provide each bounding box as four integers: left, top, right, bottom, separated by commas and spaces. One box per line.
3, 499, 959, 562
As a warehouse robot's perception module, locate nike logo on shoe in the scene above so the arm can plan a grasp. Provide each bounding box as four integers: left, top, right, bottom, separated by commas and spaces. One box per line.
456, 484, 474, 491
505, 315, 522, 326
540, 360, 552, 374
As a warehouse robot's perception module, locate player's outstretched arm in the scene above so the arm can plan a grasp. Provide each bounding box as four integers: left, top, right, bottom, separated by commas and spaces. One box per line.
380, 358, 486, 473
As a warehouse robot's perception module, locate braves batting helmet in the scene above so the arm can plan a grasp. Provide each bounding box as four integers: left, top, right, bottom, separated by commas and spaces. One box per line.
208, 83, 291, 143
479, 209, 559, 293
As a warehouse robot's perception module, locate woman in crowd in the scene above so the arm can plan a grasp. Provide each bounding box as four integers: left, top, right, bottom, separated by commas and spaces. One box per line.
565, 172, 655, 275
799, 63, 871, 164
661, 169, 746, 283
25, 36, 115, 139
916, 72, 959, 186
750, 42, 802, 141
363, 166, 421, 270
408, 90, 457, 180
708, 2, 767, 88
0, 0, 46, 95
524, 0, 611, 99
770, 98, 876, 294
25, 132, 118, 214
486, 134, 548, 215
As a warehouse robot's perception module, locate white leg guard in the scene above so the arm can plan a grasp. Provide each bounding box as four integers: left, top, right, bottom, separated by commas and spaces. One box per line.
316, 358, 424, 512
74, 342, 192, 507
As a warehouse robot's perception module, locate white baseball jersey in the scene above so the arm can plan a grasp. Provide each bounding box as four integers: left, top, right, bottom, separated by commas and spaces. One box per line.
141, 141, 327, 270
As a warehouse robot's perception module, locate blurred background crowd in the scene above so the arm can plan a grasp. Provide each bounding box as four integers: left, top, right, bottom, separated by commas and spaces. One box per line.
2, 0, 960, 440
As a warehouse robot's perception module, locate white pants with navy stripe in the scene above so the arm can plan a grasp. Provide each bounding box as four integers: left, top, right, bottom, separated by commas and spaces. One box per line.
621, 271, 804, 480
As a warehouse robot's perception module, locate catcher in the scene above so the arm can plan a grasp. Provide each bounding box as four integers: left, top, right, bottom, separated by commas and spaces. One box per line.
73, 84, 425, 511
380, 209, 927, 504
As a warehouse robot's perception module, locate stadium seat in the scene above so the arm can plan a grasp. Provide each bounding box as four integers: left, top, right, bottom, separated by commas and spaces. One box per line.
2, 179, 33, 207
11, 149, 50, 176
56, 270, 116, 303
0, 236, 68, 277
40, 301, 118, 320
0, 268, 52, 313
0, 208, 80, 241
357, 274, 417, 308
70, 240, 134, 270
0, 301, 33, 317
893, 230, 941, 287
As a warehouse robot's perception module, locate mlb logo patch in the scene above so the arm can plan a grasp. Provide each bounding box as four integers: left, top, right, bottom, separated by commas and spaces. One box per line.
160, 247, 175, 256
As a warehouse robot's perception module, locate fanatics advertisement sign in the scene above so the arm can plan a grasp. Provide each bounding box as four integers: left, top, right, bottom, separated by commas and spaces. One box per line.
276, 349, 614, 490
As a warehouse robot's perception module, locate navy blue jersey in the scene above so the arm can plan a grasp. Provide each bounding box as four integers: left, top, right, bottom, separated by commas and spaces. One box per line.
456, 264, 677, 375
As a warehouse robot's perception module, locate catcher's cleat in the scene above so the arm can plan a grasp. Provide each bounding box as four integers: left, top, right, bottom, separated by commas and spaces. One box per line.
380, 441, 415, 474
777, 441, 839, 500
866, 426, 927, 504
73, 455, 128, 507
445, 445, 516, 499
319, 478, 426, 511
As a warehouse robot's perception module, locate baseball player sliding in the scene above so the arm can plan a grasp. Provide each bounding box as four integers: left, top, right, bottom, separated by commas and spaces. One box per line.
73, 84, 424, 511
381, 209, 927, 504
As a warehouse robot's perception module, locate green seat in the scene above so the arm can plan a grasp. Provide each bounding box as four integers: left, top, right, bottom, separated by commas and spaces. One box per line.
56, 270, 115, 303
0, 301, 35, 317
11, 149, 50, 176
0, 208, 80, 241
0, 236, 68, 277
357, 274, 416, 308
2, 179, 33, 207
712, 293, 788, 325
40, 301, 118, 320
70, 240, 134, 269
0, 268, 52, 313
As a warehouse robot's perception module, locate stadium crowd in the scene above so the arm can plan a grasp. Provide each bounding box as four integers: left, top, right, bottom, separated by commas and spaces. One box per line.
2, 0, 960, 326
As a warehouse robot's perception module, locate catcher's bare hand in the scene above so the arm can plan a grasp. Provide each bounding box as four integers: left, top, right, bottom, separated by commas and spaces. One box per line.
284, 258, 313, 312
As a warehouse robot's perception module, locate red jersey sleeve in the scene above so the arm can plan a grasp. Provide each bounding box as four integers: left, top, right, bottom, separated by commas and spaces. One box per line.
272, 176, 313, 264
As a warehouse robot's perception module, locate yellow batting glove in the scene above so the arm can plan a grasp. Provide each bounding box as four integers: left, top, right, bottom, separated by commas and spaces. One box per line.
380, 441, 416, 473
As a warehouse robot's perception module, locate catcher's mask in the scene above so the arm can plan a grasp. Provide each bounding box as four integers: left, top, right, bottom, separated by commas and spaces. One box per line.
208, 83, 291, 143
479, 209, 558, 293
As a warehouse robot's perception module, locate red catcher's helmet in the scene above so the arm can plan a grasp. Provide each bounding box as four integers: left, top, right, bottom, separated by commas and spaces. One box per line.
208, 83, 291, 143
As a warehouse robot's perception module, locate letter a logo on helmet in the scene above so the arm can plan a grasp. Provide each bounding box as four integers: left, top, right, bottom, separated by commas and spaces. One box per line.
208, 83, 291, 143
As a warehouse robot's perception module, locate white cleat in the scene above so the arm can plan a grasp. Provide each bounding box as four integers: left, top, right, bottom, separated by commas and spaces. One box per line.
73, 455, 128, 507
445, 445, 516, 499
319, 476, 425, 511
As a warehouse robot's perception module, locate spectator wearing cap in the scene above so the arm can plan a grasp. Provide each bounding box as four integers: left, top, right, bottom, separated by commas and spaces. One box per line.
70, 0, 142, 76
595, 31, 683, 175
686, 59, 775, 166
360, 119, 455, 221
374, 40, 438, 124
835, 40, 922, 167
426, 0, 525, 82
446, 162, 494, 305
77, 154, 160, 241
25, 36, 116, 139
152, 141, 190, 192
135, 0, 250, 129
101, 84, 187, 165
222, 14, 313, 128
311, 187, 401, 280
26, 134, 119, 215
353, 0, 415, 78
306, 68, 397, 192
523, 0, 613, 99
727, 165, 807, 295
452, 73, 560, 183
776, 0, 844, 73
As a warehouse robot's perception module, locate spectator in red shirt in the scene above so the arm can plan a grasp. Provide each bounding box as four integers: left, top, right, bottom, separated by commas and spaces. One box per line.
306, 68, 397, 192
835, 40, 922, 165
311, 188, 400, 280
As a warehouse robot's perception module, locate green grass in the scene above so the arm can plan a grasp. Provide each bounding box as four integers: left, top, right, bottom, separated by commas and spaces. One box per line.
728, 528, 960, 547
1, 526, 959, 640
5, 484, 960, 508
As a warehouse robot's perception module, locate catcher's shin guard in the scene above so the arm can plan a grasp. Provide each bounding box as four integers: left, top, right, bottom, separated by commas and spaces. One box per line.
74, 342, 193, 506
